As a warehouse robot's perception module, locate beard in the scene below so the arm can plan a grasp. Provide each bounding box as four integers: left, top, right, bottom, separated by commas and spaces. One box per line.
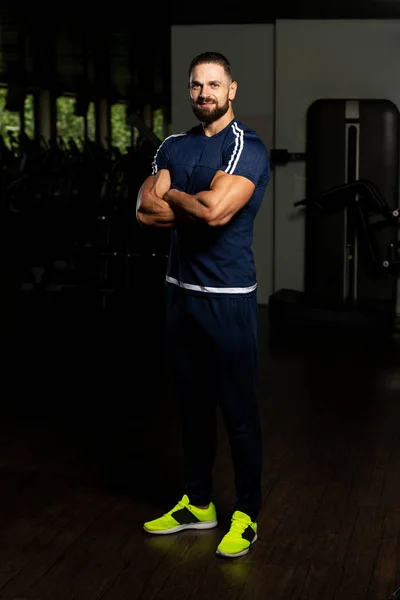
191, 96, 230, 124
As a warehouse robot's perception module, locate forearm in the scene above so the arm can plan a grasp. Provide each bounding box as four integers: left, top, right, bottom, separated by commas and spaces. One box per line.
165, 171, 255, 226
136, 173, 177, 228
164, 188, 212, 222
137, 196, 202, 228
136, 197, 177, 228
137, 211, 176, 228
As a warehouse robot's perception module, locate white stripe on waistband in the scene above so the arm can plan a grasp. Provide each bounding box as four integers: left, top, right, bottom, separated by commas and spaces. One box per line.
166, 276, 257, 294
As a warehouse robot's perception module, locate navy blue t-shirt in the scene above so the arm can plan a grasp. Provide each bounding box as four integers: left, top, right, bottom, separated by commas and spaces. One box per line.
151, 117, 270, 298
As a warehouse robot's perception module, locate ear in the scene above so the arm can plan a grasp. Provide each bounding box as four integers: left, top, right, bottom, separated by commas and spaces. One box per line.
229, 81, 237, 101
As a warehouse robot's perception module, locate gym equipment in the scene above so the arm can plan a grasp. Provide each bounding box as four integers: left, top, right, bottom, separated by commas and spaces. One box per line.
268, 98, 400, 338
295, 179, 400, 275
269, 179, 400, 337
0, 130, 170, 334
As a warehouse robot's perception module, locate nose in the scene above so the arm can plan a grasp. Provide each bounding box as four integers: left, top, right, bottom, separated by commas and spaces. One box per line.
199, 86, 212, 98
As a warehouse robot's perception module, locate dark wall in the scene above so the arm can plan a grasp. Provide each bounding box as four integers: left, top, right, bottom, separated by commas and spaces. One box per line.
169, 0, 400, 22
0, 10, 171, 109
2, 2, 400, 105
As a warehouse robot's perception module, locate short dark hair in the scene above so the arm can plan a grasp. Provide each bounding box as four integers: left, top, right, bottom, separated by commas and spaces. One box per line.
188, 52, 233, 82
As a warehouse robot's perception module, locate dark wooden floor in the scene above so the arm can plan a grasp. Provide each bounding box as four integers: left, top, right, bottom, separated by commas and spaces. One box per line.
1, 291, 400, 600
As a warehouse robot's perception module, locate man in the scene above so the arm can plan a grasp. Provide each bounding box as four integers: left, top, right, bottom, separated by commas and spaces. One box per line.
136, 51, 270, 558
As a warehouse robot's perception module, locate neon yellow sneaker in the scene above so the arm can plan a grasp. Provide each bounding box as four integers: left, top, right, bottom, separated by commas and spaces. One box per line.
143, 494, 218, 535
216, 511, 257, 557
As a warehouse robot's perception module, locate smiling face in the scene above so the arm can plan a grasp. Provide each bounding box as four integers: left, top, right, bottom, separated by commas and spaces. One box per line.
189, 62, 237, 126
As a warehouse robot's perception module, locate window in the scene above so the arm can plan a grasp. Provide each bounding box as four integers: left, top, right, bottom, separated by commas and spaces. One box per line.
87, 101, 95, 141
110, 104, 165, 154
153, 108, 165, 142
0, 87, 22, 148
110, 103, 134, 154
23, 94, 35, 139
56, 95, 95, 147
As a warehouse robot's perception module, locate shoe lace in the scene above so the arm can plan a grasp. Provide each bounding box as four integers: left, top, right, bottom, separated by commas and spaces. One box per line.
227, 517, 249, 539
167, 499, 188, 515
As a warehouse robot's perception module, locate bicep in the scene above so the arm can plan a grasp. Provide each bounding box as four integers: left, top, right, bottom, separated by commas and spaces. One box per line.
137, 169, 171, 210
153, 169, 171, 198
136, 168, 175, 227
207, 171, 255, 225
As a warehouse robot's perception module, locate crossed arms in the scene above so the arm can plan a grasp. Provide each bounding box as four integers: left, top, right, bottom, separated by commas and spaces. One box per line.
136, 168, 255, 228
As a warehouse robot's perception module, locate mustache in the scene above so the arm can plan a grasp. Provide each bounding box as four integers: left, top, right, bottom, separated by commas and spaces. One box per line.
198, 98, 215, 104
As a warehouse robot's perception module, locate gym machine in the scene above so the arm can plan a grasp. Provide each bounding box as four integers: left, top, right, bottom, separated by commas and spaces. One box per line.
0, 124, 170, 356
268, 98, 400, 338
